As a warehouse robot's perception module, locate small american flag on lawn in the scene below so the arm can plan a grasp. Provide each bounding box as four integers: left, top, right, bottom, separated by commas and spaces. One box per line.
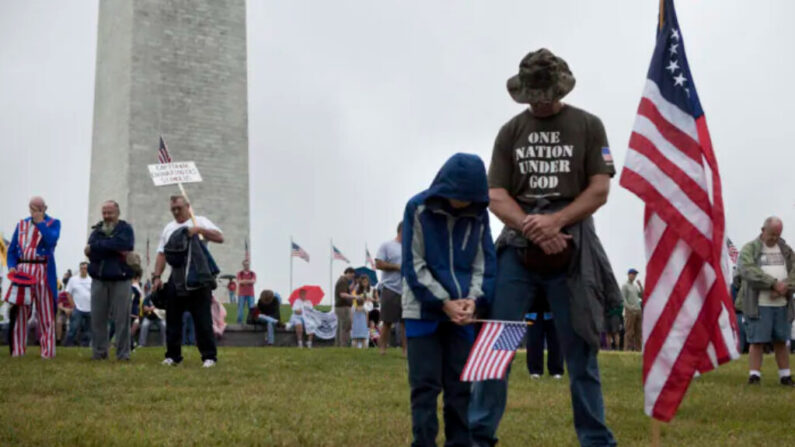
158, 136, 172, 163
726, 238, 739, 264
460, 322, 527, 382
332, 245, 350, 263
292, 242, 310, 262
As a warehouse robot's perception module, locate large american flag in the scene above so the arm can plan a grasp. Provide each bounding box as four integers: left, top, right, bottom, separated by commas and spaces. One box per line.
158, 136, 172, 163
332, 245, 350, 263
291, 242, 310, 262
620, 0, 739, 422
460, 322, 527, 382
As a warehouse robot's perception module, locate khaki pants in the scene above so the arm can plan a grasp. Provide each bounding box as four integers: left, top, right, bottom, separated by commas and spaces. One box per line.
625, 308, 643, 351
335, 307, 352, 347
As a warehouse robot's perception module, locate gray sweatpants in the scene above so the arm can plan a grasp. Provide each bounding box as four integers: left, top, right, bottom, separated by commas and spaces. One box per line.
91, 279, 132, 360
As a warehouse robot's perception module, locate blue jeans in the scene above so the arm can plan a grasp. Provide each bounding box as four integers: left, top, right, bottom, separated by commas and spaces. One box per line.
65, 310, 92, 347
735, 312, 747, 353
257, 315, 279, 345
237, 295, 255, 323
469, 247, 616, 447
229, 290, 237, 305
139, 317, 166, 347
407, 322, 473, 447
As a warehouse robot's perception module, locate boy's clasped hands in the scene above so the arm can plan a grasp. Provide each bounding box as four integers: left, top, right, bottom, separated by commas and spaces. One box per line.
442, 298, 476, 325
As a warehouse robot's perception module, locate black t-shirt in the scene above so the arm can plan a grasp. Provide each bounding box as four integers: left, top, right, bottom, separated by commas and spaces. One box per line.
335, 276, 352, 308
488, 105, 615, 209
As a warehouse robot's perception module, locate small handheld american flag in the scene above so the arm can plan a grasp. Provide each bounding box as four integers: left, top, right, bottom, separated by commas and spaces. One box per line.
365, 247, 375, 269
292, 242, 310, 262
460, 321, 527, 382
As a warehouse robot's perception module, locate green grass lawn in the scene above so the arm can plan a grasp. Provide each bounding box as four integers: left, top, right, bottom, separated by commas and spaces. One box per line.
1, 348, 793, 446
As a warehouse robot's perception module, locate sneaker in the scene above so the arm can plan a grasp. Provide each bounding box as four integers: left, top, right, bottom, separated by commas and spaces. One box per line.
747, 375, 761, 385
552, 374, 563, 380
202, 359, 216, 368
530, 374, 541, 380
780, 376, 795, 386
307, 342, 313, 349
162, 358, 177, 366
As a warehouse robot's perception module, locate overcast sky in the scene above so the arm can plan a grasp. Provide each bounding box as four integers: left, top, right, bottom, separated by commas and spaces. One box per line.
1, 1, 794, 303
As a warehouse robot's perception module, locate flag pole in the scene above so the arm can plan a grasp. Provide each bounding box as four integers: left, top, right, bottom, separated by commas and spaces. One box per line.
329, 238, 334, 310
289, 236, 294, 297
651, 4, 664, 443
651, 418, 661, 447
470, 319, 534, 326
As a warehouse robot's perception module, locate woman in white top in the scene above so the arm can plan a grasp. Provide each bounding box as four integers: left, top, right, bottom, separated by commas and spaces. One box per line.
290, 288, 314, 348
351, 275, 377, 348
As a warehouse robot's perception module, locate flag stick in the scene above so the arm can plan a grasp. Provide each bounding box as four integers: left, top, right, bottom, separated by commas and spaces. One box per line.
470, 319, 534, 326
177, 182, 199, 228
658, 0, 664, 31
289, 236, 294, 297
651, 418, 662, 447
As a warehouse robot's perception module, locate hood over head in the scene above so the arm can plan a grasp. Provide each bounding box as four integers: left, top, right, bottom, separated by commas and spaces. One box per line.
425, 153, 489, 211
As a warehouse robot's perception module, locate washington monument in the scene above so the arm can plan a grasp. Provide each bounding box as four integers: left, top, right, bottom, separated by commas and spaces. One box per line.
87, 0, 250, 274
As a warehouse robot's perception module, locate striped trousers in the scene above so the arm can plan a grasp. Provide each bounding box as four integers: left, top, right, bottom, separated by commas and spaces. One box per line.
9, 265, 55, 358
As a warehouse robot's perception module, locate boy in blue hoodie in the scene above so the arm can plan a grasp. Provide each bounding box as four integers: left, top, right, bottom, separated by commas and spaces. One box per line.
402, 153, 496, 447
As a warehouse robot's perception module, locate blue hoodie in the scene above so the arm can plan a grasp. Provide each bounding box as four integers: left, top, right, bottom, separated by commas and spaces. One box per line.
401, 153, 497, 337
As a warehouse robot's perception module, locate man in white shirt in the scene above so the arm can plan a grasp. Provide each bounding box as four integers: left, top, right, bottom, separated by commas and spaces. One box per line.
64, 262, 92, 346
738, 217, 795, 386
151, 195, 224, 368
375, 221, 405, 355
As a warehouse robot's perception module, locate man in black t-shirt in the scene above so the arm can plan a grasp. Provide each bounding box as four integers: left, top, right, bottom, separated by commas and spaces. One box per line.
469, 49, 618, 447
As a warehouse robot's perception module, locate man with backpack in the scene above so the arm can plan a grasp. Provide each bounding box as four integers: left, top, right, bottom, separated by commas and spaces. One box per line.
151, 195, 224, 368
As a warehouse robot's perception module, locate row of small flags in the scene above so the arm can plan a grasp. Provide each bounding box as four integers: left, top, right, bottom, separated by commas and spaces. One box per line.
291, 240, 375, 268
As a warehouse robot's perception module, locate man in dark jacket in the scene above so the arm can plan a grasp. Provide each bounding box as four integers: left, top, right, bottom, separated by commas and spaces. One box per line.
468, 49, 619, 447
402, 153, 497, 447
85, 200, 135, 361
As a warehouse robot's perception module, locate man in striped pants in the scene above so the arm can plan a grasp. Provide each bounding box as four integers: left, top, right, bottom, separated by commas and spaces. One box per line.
4, 197, 61, 358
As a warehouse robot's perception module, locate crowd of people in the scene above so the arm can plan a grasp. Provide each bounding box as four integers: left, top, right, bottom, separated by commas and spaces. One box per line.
3, 47, 795, 447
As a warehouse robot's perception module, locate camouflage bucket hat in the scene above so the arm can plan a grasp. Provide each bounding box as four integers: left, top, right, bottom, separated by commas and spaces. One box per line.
506, 48, 575, 104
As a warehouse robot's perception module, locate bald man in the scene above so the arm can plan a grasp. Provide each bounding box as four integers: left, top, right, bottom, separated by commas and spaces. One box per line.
738, 217, 795, 386
4, 197, 61, 358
